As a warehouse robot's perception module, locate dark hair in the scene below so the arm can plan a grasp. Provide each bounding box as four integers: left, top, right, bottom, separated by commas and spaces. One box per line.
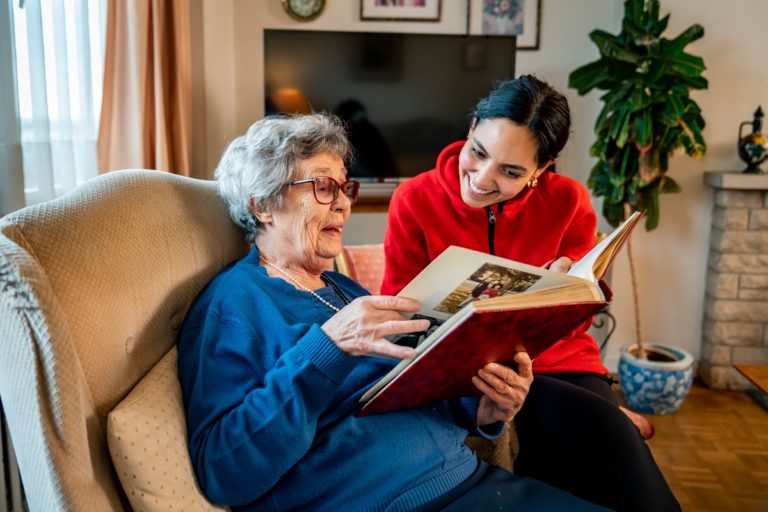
473, 75, 571, 166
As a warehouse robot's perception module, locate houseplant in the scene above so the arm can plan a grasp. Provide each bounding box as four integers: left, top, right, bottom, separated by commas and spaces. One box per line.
568, 0, 707, 413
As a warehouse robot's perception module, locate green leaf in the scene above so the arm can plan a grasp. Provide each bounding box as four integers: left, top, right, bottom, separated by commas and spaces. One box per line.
625, 87, 646, 113
600, 82, 634, 106
683, 100, 702, 116
609, 182, 625, 204
609, 171, 627, 187
602, 200, 626, 228
589, 137, 610, 159
621, 17, 644, 40
626, 177, 639, 205
679, 118, 706, 157
666, 92, 684, 120
594, 107, 612, 134
665, 51, 707, 79
616, 115, 632, 148
633, 109, 653, 147
588, 161, 611, 196
591, 30, 642, 64
670, 24, 705, 50
568, 59, 613, 95
656, 108, 678, 128
688, 118, 706, 149
647, 0, 661, 24
625, 0, 644, 25
643, 188, 661, 230
616, 145, 637, 179
609, 105, 630, 145
672, 74, 709, 90
659, 175, 681, 194
649, 13, 670, 37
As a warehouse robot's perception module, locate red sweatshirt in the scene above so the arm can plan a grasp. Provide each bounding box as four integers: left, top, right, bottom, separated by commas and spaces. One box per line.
382, 141, 608, 375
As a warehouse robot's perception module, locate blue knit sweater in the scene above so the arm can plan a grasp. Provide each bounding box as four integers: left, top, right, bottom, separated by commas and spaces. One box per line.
177, 247, 502, 511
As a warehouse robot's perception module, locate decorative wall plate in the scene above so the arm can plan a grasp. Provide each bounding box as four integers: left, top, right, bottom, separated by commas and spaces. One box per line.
282, 0, 326, 22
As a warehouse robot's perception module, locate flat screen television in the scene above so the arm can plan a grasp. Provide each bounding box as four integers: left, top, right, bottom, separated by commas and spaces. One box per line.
264, 29, 516, 179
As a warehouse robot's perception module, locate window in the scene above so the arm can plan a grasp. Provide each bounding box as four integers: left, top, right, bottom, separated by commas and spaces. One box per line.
12, 0, 106, 205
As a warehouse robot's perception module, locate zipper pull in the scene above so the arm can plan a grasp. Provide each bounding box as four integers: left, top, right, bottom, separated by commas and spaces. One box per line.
485, 206, 497, 255
486, 206, 496, 224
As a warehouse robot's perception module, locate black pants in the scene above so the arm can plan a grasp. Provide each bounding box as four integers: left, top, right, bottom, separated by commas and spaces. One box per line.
513, 373, 681, 512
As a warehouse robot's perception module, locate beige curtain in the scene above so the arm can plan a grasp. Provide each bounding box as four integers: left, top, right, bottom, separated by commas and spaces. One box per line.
98, 0, 191, 175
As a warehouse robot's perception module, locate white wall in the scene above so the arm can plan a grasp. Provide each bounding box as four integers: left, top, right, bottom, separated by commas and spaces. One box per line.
198, 0, 768, 370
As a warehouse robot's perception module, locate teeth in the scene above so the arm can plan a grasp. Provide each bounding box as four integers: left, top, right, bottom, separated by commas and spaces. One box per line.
468, 175, 493, 195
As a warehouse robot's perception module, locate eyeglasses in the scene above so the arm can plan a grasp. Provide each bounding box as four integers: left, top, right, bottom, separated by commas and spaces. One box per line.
289, 176, 361, 206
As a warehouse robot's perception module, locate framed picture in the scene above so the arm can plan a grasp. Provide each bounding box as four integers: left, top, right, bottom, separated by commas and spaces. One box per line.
360, 0, 441, 22
467, 0, 541, 50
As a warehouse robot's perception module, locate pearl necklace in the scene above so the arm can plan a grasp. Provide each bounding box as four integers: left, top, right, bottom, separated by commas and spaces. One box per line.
259, 255, 343, 313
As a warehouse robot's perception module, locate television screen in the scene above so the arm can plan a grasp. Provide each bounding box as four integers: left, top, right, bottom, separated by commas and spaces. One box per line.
264, 30, 516, 179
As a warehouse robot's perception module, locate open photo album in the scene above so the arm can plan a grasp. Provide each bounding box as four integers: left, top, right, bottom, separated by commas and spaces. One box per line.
357, 211, 643, 416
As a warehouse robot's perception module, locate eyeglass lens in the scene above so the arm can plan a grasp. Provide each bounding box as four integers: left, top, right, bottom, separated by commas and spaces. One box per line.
314, 177, 359, 205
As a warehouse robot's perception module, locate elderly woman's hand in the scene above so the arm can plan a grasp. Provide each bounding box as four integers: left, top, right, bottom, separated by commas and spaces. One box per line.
473, 352, 533, 426
322, 296, 429, 359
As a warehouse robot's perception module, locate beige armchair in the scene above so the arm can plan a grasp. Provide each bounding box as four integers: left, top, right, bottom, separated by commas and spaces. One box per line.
0, 170, 515, 511
0, 170, 248, 510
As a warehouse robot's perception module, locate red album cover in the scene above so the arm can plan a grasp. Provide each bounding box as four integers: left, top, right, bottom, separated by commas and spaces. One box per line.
358, 282, 611, 416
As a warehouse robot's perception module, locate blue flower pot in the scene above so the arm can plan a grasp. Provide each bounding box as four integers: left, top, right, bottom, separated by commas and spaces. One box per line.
618, 344, 694, 415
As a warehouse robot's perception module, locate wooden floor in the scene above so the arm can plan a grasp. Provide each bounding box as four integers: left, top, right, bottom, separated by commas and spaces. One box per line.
627, 382, 768, 511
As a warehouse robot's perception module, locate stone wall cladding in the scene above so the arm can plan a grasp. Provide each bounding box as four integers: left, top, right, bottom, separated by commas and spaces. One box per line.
702, 173, 768, 390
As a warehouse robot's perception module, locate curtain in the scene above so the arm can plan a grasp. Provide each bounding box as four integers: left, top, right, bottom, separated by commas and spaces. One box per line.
97, 0, 191, 175
4, 0, 106, 209
0, 1, 23, 215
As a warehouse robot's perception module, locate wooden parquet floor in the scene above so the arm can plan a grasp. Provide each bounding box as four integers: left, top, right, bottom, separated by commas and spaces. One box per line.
633, 382, 768, 511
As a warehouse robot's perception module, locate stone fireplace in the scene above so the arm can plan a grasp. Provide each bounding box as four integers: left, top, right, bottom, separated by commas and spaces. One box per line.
701, 172, 768, 389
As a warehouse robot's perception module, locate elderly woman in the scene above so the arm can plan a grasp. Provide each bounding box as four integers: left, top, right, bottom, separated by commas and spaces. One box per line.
176, 114, 606, 511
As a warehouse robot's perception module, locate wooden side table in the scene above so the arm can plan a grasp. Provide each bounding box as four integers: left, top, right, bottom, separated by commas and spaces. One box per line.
735, 365, 768, 410
735, 364, 768, 394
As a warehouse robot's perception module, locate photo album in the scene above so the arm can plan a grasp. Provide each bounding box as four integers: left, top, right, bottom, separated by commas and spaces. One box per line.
358, 210, 644, 416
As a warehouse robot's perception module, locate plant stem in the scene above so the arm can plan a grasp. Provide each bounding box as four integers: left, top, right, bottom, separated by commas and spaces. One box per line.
626, 235, 646, 359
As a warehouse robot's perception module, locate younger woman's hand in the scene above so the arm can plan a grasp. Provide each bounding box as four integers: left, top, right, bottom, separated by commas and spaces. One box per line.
322, 295, 428, 359
549, 256, 573, 274
473, 352, 533, 425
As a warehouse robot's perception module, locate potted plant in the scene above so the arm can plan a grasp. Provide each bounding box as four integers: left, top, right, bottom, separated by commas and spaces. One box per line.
568, 0, 706, 414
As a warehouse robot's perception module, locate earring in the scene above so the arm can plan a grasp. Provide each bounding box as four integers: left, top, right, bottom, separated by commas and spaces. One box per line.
527, 176, 538, 188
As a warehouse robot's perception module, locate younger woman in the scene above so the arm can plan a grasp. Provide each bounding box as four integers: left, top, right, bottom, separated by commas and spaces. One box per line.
381, 75, 677, 511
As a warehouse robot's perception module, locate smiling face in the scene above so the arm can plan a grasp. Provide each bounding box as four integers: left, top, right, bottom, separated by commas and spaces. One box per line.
458, 118, 552, 209
257, 152, 351, 273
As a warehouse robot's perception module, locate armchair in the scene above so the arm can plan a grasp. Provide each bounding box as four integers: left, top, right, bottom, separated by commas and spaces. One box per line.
0, 170, 248, 510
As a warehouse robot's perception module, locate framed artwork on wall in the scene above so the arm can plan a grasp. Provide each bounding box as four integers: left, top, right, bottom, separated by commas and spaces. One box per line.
467, 0, 541, 50
360, 0, 441, 22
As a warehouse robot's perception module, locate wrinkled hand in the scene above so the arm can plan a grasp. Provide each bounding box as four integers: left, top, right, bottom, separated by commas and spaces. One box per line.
549, 256, 573, 274
473, 352, 533, 425
322, 296, 428, 359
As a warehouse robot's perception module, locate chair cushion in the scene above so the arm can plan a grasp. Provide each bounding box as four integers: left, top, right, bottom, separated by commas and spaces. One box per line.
106, 347, 226, 511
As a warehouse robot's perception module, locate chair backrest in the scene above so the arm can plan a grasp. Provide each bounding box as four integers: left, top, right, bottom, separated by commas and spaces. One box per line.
0, 170, 249, 510
334, 243, 386, 295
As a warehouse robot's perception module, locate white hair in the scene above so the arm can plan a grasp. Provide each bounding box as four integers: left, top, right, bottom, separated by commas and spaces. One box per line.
215, 113, 352, 242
